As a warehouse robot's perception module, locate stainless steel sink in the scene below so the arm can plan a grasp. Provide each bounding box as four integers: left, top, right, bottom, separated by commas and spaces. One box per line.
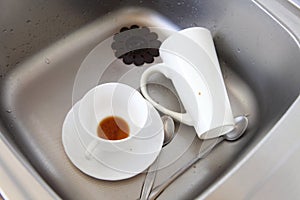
0, 0, 299, 199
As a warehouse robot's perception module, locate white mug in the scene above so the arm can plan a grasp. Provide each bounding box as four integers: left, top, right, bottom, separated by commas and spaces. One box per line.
141, 27, 235, 139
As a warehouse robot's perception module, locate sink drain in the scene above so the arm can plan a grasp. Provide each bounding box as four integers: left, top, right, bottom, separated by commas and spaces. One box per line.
111, 25, 161, 66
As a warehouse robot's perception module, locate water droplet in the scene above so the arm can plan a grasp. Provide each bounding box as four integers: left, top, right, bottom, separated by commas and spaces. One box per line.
26, 19, 31, 24
6, 110, 12, 113
178, 16, 184, 21
10, 29, 14, 32
45, 57, 51, 64
2, 29, 7, 33
237, 48, 241, 53
177, 2, 182, 5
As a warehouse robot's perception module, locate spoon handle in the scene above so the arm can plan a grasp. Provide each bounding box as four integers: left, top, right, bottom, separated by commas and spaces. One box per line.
148, 137, 224, 200
140, 156, 160, 200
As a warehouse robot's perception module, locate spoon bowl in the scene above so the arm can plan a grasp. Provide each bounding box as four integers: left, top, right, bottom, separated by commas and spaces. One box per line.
161, 115, 175, 146
224, 115, 249, 141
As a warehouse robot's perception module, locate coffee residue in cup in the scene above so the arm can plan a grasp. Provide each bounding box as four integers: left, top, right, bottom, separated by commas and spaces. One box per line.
97, 116, 129, 140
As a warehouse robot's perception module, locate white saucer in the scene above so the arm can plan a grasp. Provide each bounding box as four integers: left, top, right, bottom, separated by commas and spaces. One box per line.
62, 101, 164, 181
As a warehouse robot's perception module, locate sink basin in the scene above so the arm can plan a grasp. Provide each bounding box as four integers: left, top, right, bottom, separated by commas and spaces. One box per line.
0, 0, 299, 199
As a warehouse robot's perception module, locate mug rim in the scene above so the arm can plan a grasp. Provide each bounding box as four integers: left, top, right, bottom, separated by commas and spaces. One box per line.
160, 27, 210, 50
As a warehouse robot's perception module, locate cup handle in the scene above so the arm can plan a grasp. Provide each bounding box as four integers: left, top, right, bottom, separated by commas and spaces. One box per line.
140, 64, 193, 125
84, 140, 98, 160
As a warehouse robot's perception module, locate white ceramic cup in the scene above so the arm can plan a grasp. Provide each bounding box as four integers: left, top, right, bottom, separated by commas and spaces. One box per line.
77, 82, 149, 158
141, 27, 235, 139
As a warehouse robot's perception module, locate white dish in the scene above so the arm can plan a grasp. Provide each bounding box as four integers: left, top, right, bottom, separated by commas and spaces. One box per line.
62, 101, 164, 181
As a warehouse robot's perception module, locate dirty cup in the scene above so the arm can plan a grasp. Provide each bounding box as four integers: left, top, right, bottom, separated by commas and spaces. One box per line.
62, 82, 164, 178
78, 82, 149, 158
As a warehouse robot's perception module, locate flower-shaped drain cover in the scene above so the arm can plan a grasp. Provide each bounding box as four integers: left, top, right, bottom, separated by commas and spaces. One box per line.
111, 25, 162, 66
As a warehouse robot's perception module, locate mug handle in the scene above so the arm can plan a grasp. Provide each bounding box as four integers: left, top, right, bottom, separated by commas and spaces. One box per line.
84, 140, 98, 160
140, 64, 194, 125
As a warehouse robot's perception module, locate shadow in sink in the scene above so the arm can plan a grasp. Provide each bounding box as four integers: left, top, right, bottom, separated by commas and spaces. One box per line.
0, 1, 299, 200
